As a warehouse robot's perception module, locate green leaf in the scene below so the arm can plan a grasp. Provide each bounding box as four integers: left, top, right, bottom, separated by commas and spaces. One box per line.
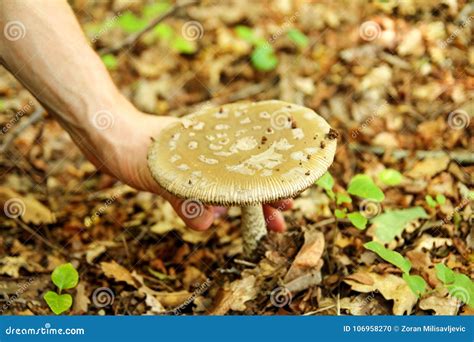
172, 37, 197, 54
435, 263, 455, 284
143, 2, 171, 19
117, 11, 147, 34
334, 208, 347, 219
364, 241, 411, 273
447, 273, 474, 308
251, 44, 278, 71
436, 194, 446, 205
51, 263, 79, 291
316, 172, 334, 192
378, 169, 403, 186
153, 23, 174, 40
425, 195, 437, 208
101, 54, 118, 70
347, 174, 384, 202
287, 28, 309, 48
44, 291, 73, 315
235, 25, 257, 44
336, 192, 352, 205
403, 273, 427, 297
347, 212, 368, 230
373, 207, 428, 242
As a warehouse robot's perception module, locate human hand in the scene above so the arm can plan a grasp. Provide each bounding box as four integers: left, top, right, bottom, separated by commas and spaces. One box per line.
86, 107, 293, 232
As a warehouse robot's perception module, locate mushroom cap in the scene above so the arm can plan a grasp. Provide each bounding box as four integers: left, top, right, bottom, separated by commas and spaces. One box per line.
148, 100, 337, 206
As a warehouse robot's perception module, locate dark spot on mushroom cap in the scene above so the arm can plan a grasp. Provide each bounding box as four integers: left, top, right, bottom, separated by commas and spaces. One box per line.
291, 120, 297, 129
313, 134, 318, 140
305, 171, 310, 176
188, 180, 192, 185
261, 136, 267, 144
219, 107, 223, 113
320, 141, 326, 149
267, 127, 273, 133
326, 128, 339, 140
307, 154, 311, 160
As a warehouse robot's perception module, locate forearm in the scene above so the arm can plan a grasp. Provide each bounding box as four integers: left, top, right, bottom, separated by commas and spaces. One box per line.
0, 0, 133, 166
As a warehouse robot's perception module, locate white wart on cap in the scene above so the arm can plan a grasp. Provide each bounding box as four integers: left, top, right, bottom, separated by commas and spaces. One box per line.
147, 100, 337, 206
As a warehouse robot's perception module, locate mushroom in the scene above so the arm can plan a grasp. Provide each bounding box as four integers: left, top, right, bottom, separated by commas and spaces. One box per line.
147, 100, 337, 257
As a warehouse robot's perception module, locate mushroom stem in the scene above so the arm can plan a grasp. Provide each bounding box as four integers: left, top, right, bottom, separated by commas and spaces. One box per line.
241, 204, 267, 258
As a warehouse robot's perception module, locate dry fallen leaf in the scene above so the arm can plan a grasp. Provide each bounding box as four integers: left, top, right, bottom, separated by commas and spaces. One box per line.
284, 229, 325, 283
406, 155, 450, 179
100, 261, 136, 287
210, 274, 258, 315
419, 293, 459, 315
73, 283, 90, 313
344, 272, 418, 315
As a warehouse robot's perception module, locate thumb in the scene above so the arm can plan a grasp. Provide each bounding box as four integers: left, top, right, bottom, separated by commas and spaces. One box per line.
166, 195, 215, 231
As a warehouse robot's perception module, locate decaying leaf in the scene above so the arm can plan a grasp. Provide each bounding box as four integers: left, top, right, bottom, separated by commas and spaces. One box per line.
344, 272, 418, 315
210, 274, 258, 315
100, 261, 136, 287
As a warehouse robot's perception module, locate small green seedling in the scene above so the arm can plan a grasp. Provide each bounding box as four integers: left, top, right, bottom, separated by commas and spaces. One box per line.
287, 28, 309, 48
378, 168, 403, 186
425, 194, 446, 208
435, 264, 474, 308
44, 263, 79, 315
235, 25, 278, 71
347, 174, 385, 202
364, 241, 427, 297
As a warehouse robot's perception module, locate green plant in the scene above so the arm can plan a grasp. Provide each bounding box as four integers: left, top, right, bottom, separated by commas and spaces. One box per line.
287, 28, 309, 48
234, 26, 278, 71
378, 168, 403, 186
372, 207, 428, 242
364, 241, 427, 297
425, 194, 446, 208
347, 174, 384, 202
435, 264, 474, 308
44, 263, 79, 315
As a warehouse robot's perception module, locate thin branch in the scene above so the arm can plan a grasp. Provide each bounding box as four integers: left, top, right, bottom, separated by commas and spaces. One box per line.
350, 143, 474, 164
99, 0, 199, 55
0, 107, 45, 154
14, 218, 65, 254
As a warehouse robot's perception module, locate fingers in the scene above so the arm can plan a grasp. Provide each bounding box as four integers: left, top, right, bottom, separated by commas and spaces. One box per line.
268, 199, 293, 211
167, 196, 215, 231
263, 204, 286, 232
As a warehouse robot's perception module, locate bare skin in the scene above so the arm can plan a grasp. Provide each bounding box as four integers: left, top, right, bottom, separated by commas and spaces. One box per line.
0, 0, 292, 231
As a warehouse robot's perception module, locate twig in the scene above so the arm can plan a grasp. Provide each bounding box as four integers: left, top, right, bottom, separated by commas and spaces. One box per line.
0, 108, 45, 154
99, 0, 199, 55
234, 258, 257, 268
14, 218, 64, 254
350, 143, 474, 164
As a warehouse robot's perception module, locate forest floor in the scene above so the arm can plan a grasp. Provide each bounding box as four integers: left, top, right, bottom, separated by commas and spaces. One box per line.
0, 0, 472, 316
